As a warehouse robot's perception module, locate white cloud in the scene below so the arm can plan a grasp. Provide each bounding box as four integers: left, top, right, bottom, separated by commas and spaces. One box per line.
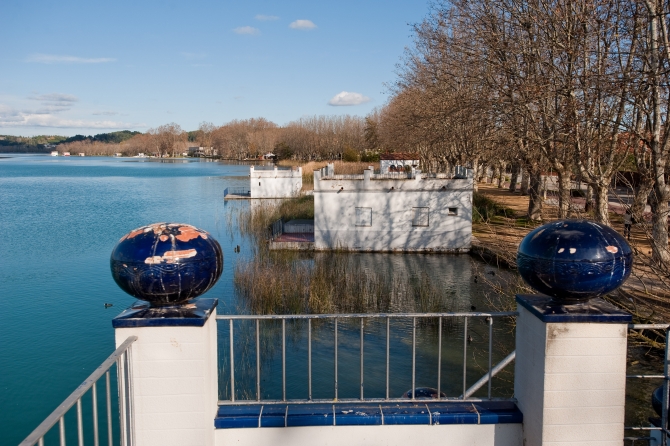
255, 14, 279, 21
26, 54, 116, 64
234, 26, 260, 35
92, 111, 119, 116
289, 19, 317, 30
0, 104, 142, 129
328, 91, 371, 106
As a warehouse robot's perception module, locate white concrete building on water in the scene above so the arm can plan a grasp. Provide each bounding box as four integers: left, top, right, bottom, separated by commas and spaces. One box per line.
250, 165, 302, 198
313, 163, 472, 252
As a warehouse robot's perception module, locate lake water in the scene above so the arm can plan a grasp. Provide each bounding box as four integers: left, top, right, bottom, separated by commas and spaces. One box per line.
5, 154, 655, 444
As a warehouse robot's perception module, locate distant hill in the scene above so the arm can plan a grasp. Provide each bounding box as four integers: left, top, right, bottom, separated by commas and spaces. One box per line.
0, 131, 142, 153
60, 130, 141, 145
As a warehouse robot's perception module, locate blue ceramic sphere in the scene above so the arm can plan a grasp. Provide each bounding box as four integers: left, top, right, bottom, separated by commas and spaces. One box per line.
517, 220, 632, 302
110, 223, 223, 305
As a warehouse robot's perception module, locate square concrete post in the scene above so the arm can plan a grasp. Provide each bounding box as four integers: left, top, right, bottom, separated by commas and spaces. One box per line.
514, 295, 631, 445
112, 298, 219, 446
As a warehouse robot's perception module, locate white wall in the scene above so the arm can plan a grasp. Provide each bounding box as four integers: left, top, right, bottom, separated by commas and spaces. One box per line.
250, 166, 302, 198
215, 424, 521, 446
314, 170, 472, 252
514, 305, 628, 445
114, 313, 219, 446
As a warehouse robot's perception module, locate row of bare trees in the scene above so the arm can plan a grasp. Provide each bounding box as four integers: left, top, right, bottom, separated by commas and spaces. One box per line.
59, 117, 368, 161
372, 0, 670, 264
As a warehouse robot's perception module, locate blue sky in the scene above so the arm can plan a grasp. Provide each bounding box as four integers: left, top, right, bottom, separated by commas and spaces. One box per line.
0, 0, 429, 136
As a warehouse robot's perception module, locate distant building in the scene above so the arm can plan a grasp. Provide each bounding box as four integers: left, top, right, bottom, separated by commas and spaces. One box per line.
78, 153, 85, 157
50, 151, 59, 156
62, 152, 71, 157
249, 165, 302, 198
313, 163, 472, 252
380, 153, 419, 174
188, 146, 216, 157
114, 153, 123, 157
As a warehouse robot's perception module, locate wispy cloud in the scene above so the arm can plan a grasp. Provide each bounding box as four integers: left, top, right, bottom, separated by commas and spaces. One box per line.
255, 14, 279, 21
26, 54, 116, 64
233, 26, 260, 35
0, 106, 142, 128
29, 93, 78, 104
328, 91, 371, 106
92, 111, 119, 116
180, 52, 207, 60
27, 93, 79, 113
289, 20, 317, 30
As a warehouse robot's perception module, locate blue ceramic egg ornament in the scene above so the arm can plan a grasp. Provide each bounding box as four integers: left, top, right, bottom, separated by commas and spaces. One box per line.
110, 223, 223, 305
516, 220, 632, 302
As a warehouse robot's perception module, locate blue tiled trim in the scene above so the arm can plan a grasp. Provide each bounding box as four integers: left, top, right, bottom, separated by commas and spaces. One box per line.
516, 294, 632, 323
214, 401, 522, 429
112, 298, 218, 328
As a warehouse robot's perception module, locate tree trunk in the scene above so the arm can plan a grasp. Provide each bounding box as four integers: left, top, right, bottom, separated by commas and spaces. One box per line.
508, 163, 519, 193
497, 162, 507, 188
520, 167, 529, 195
649, 182, 670, 265
593, 184, 610, 226
585, 185, 594, 212
631, 179, 653, 225
527, 169, 544, 221
556, 171, 572, 219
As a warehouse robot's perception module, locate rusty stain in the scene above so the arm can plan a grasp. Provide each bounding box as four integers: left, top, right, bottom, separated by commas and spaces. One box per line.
144, 249, 198, 264
176, 226, 202, 242
605, 245, 618, 254
126, 228, 145, 239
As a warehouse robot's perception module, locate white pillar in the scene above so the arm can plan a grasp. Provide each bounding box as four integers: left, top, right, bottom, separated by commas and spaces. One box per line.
514, 295, 630, 445
113, 299, 219, 446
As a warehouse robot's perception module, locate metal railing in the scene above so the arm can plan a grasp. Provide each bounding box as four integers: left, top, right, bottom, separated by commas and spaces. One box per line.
625, 323, 670, 446
224, 187, 251, 197
216, 312, 517, 405
20, 336, 137, 446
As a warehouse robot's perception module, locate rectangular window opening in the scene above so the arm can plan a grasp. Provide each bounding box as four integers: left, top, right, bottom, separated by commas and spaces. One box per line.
355, 207, 372, 227
412, 207, 429, 227
448, 207, 458, 216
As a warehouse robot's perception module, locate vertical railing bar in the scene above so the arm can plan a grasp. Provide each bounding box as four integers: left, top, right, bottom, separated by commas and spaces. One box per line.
256, 319, 261, 402
282, 319, 286, 402
488, 317, 493, 399
106, 371, 112, 446
462, 317, 468, 399
334, 319, 338, 401
412, 317, 416, 400
77, 399, 84, 446
117, 356, 126, 446
386, 317, 390, 401
308, 319, 312, 401
93, 381, 99, 446
125, 345, 134, 445
59, 416, 66, 446
230, 319, 235, 402
663, 327, 669, 446
360, 318, 364, 401
39, 438, 44, 446
437, 317, 442, 400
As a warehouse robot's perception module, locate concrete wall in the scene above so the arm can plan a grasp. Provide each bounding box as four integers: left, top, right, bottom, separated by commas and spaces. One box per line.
215, 424, 522, 446
514, 305, 628, 445
250, 166, 302, 198
114, 312, 219, 446
313, 169, 472, 252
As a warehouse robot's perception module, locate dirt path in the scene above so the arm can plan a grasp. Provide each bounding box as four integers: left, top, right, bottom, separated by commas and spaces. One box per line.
473, 182, 670, 316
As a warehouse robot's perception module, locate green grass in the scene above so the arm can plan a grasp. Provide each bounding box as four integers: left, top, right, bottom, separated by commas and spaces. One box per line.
473, 192, 515, 223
